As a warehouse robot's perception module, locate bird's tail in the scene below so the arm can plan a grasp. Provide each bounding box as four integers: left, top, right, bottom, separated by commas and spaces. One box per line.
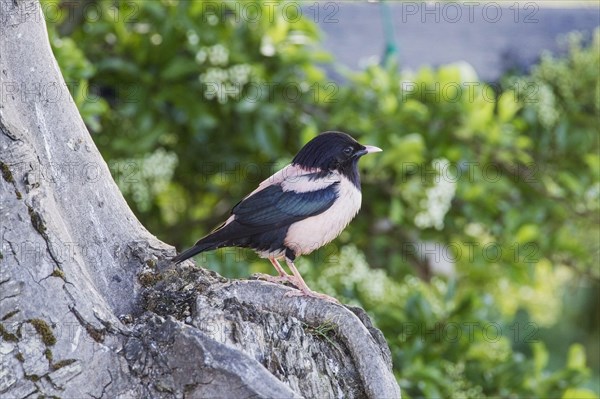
171, 239, 220, 264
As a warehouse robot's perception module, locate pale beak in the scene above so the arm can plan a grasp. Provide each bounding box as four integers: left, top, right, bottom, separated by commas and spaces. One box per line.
355, 145, 382, 158
364, 145, 382, 154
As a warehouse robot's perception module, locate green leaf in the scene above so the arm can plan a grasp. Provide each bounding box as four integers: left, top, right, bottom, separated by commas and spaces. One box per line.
533, 342, 549, 374
161, 60, 199, 81
562, 388, 598, 399
384, 133, 425, 169
498, 90, 521, 122
516, 224, 540, 244
389, 199, 404, 224
566, 343, 587, 370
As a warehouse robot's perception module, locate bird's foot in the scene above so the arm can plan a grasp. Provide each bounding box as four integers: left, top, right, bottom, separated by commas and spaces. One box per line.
254, 273, 300, 288
284, 288, 340, 304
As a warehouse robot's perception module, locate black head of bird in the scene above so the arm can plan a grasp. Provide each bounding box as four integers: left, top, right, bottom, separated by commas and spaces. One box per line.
172, 131, 382, 303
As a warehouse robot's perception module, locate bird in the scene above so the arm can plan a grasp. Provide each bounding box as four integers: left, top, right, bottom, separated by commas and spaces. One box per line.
172, 131, 382, 302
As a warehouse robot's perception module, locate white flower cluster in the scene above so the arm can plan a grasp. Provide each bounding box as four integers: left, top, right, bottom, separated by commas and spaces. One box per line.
198, 66, 252, 103
260, 36, 276, 57
187, 30, 199, 46
208, 44, 229, 65
206, 14, 219, 26
116, 149, 178, 212
443, 362, 485, 398
228, 64, 252, 85
299, 245, 395, 304
195, 44, 229, 66
201, 68, 228, 83
414, 158, 457, 230
195, 44, 253, 103
337, 247, 389, 302
534, 82, 559, 129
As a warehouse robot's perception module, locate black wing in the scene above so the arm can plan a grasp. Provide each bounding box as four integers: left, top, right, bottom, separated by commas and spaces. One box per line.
176, 171, 339, 260
232, 182, 338, 232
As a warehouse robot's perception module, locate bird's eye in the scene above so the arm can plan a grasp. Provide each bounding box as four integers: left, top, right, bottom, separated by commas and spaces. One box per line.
343, 147, 353, 156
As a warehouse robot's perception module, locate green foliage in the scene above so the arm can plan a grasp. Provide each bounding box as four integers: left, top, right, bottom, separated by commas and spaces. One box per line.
299, 246, 596, 398
43, 0, 109, 132
44, 1, 599, 397
308, 29, 599, 396
323, 55, 599, 288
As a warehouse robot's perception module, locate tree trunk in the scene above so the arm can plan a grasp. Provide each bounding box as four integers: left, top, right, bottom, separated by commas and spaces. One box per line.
0, 1, 401, 398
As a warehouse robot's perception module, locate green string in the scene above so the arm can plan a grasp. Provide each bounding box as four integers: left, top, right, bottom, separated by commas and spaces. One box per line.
380, 0, 399, 66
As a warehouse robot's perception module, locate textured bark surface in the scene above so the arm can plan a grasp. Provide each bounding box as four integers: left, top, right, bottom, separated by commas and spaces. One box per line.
0, 1, 401, 398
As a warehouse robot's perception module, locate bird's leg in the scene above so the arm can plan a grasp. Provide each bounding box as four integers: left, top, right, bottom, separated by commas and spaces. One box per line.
284, 258, 339, 303
255, 258, 299, 288
270, 257, 289, 277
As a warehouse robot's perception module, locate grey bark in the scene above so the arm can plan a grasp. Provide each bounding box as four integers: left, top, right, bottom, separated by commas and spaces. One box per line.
0, 1, 401, 398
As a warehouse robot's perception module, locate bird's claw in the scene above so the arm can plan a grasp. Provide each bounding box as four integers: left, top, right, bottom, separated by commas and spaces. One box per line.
254, 273, 300, 288
284, 289, 340, 304
254, 274, 338, 302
